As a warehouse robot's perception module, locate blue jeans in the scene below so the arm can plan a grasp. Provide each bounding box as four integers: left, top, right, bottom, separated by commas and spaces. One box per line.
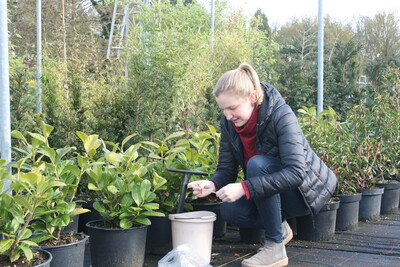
220, 155, 310, 243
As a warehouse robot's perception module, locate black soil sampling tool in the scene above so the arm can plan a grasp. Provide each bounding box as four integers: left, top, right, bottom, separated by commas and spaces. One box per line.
167, 168, 209, 213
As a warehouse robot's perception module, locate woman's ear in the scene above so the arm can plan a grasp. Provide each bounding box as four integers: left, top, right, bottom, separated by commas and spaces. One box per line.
249, 92, 257, 104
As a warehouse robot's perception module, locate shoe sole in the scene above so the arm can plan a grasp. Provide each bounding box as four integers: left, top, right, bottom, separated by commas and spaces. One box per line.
241, 257, 288, 267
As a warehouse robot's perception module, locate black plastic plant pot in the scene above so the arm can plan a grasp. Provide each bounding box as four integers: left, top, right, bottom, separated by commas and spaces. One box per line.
32, 248, 53, 267
86, 220, 147, 267
41, 233, 88, 267
335, 193, 362, 231
146, 215, 172, 255
296, 199, 340, 241
62, 214, 80, 233
78, 201, 102, 234
376, 181, 400, 214
239, 227, 265, 244
357, 187, 384, 221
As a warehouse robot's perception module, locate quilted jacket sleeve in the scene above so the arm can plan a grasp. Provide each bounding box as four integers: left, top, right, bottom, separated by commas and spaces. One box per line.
244, 104, 306, 198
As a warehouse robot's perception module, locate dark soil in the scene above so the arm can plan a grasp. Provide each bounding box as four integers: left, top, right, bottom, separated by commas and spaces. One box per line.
0, 250, 48, 267
0, 233, 84, 266
39, 232, 82, 247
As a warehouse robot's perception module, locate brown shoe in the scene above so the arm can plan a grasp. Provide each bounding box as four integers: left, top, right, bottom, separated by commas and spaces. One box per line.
241, 240, 288, 267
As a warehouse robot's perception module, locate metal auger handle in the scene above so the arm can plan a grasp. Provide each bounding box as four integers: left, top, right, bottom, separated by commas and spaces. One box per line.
167, 168, 209, 213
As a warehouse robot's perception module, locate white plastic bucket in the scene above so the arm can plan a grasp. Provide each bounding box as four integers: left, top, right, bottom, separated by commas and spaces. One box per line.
169, 211, 216, 264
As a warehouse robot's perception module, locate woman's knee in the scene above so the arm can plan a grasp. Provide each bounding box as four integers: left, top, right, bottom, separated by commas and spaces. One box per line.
247, 155, 282, 177
220, 201, 258, 226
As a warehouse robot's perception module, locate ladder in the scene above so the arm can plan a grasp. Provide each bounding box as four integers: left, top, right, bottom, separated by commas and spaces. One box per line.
106, 0, 153, 59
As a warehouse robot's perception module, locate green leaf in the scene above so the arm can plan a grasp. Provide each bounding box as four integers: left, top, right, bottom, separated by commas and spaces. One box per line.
70, 208, 91, 216
120, 218, 133, 229
38, 146, 56, 162
0, 239, 13, 253
19, 172, 39, 185
63, 164, 81, 177
76, 132, 101, 157
206, 124, 217, 136
93, 201, 106, 213
134, 217, 151, 225
120, 194, 133, 207
31, 233, 52, 244
86, 135, 102, 157
21, 240, 38, 247
76, 131, 88, 144
165, 131, 185, 141
88, 183, 100, 191
20, 228, 33, 240
140, 180, 151, 202
105, 152, 123, 163
107, 185, 118, 194
1, 193, 13, 207
77, 154, 89, 168
27, 132, 47, 144
142, 203, 159, 210
141, 211, 164, 217
10, 248, 20, 262
55, 147, 76, 163
19, 244, 33, 261
121, 133, 137, 150
40, 121, 54, 139
52, 214, 70, 227
131, 185, 141, 206
152, 172, 167, 191
11, 130, 27, 143
141, 141, 159, 149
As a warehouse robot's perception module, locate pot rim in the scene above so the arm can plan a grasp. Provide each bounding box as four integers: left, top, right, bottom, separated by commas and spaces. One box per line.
86, 219, 148, 231
40, 233, 89, 249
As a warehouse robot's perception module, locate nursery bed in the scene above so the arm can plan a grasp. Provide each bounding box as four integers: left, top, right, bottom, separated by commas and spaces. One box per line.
84, 210, 400, 267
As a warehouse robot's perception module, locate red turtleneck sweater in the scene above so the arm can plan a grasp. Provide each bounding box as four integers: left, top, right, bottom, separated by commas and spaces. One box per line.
233, 107, 258, 200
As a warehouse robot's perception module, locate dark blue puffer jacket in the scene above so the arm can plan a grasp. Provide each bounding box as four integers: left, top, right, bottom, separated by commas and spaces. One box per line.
210, 82, 337, 216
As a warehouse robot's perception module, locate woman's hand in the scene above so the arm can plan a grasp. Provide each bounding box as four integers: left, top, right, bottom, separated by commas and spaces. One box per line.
216, 183, 245, 202
188, 180, 216, 198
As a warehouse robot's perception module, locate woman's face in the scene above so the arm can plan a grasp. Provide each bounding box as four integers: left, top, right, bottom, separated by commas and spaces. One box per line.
216, 91, 256, 127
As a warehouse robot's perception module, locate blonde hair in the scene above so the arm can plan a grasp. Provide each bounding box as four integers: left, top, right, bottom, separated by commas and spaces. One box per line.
213, 63, 264, 106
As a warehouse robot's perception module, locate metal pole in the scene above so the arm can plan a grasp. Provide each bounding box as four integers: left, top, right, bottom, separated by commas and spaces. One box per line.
0, 0, 12, 191
36, 0, 42, 113
317, 0, 324, 114
107, 0, 119, 59
210, 0, 215, 48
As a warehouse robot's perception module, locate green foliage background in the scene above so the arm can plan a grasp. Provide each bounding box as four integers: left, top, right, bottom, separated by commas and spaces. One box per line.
6, 0, 400, 148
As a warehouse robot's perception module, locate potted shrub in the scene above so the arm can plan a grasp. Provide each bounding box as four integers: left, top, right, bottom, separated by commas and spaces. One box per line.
76, 132, 166, 267
299, 107, 362, 231
10, 122, 90, 267
346, 102, 384, 222
297, 107, 341, 240
176, 125, 227, 238
366, 89, 400, 214
0, 160, 53, 267
141, 125, 226, 253
140, 131, 188, 254
158, 125, 226, 237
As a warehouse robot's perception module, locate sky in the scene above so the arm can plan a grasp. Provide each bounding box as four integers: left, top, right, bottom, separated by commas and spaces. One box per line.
198, 0, 400, 27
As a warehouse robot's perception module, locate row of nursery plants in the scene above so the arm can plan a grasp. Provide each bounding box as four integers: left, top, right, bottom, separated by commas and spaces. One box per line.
298, 86, 399, 195
1, 79, 398, 265
0, 121, 220, 266
296, 85, 399, 239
